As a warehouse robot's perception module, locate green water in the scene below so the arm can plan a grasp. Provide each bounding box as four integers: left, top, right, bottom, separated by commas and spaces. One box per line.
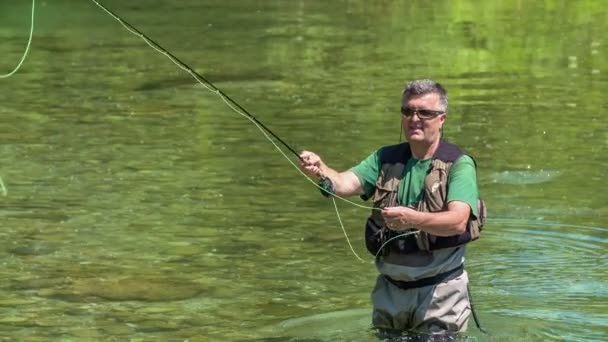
1, 0, 606, 341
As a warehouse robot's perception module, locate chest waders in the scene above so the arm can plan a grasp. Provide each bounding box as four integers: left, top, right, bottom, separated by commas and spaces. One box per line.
364, 140, 488, 334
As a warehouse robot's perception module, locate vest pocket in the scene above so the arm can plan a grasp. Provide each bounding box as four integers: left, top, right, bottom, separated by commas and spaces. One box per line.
371, 184, 399, 208
365, 217, 386, 255
465, 199, 486, 241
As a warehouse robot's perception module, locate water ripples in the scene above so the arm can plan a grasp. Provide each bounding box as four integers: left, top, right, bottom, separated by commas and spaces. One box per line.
468, 218, 608, 341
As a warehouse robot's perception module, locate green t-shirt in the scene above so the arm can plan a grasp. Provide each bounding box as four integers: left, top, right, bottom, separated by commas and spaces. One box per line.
350, 148, 479, 217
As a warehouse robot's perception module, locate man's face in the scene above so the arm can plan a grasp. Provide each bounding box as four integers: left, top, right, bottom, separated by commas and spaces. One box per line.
401, 93, 446, 144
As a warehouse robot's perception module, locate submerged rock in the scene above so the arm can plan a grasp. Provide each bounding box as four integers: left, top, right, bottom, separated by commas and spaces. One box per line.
38, 277, 206, 302
10, 244, 56, 256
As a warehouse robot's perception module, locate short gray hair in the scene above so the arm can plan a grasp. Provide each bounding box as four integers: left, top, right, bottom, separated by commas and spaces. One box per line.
402, 79, 448, 112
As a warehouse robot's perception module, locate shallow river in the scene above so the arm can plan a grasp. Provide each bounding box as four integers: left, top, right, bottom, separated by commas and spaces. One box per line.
0, 1, 606, 341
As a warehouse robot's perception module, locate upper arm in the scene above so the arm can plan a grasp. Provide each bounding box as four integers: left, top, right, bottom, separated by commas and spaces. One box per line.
447, 155, 479, 218
446, 200, 472, 228
337, 170, 364, 196
349, 150, 381, 198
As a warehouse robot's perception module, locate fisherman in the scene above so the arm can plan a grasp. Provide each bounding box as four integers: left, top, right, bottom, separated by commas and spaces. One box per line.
299, 79, 485, 337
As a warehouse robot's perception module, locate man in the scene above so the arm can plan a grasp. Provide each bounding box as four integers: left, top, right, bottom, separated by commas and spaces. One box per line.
299, 79, 484, 336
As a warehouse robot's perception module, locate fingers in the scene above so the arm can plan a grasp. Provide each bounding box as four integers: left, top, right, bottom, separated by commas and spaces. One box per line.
303, 165, 320, 175
299, 151, 320, 164
381, 207, 406, 230
382, 209, 395, 225
382, 206, 411, 215
299, 150, 322, 177
381, 207, 398, 217
384, 218, 398, 230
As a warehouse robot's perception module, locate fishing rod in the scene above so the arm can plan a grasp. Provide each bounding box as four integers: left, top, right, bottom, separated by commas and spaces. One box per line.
90, 0, 364, 260
90, 0, 302, 160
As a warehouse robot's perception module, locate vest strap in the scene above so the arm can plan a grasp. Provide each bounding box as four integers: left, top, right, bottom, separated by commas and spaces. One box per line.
383, 264, 464, 290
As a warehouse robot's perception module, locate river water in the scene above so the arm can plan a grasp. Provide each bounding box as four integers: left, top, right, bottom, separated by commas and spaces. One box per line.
0, 0, 606, 341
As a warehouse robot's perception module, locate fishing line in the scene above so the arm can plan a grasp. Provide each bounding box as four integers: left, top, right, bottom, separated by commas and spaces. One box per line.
0, 0, 33, 195
89, 0, 377, 260
374, 231, 418, 259
0, 176, 7, 196
1, 0, 35, 78
331, 197, 363, 261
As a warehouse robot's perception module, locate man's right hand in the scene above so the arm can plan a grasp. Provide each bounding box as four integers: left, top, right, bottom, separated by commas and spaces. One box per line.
299, 151, 364, 197
299, 151, 325, 177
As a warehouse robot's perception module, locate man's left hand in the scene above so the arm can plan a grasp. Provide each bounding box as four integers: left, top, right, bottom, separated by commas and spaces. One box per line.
381, 206, 419, 231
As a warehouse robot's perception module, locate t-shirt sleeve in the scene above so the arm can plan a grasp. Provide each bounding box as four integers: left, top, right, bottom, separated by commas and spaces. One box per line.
349, 150, 380, 198
447, 155, 479, 217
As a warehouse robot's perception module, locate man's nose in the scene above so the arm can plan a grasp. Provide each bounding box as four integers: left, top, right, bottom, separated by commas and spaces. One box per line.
409, 112, 422, 121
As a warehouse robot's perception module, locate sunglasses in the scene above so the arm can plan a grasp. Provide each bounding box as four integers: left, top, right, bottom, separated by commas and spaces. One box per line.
400, 107, 444, 119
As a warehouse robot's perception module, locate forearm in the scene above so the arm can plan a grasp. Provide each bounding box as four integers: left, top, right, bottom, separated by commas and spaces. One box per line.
408, 210, 468, 236
384, 201, 470, 237
299, 150, 363, 197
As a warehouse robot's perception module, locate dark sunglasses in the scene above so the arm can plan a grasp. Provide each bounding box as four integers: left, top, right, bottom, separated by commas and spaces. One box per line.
400, 107, 444, 119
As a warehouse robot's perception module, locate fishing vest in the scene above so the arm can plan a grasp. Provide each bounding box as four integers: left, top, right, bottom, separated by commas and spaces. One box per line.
364, 140, 486, 256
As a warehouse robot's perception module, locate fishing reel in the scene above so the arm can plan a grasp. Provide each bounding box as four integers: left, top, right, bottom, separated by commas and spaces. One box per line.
318, 176, 335, 197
